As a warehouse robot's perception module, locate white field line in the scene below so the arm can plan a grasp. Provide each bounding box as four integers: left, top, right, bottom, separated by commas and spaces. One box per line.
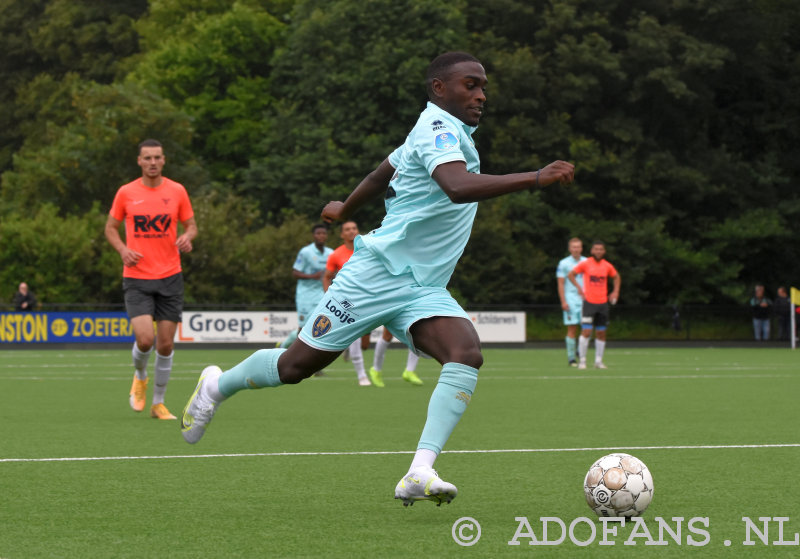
0, 372, 795, 381
2, 443, 799, 464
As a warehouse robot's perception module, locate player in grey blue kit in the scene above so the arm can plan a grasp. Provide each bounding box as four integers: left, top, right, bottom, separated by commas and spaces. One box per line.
279, 224, 333, 349
181, 51, 575, 506
556, 237, 586, 366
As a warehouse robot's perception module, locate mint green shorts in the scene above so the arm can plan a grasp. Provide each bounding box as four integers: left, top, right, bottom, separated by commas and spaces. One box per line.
299, 248, 469, 353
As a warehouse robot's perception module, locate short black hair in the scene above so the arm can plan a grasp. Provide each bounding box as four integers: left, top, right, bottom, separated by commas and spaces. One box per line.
138, 139, 162, 154
312, 223, 328, 233
591, 240, 605, 248
426, 51, 481, 98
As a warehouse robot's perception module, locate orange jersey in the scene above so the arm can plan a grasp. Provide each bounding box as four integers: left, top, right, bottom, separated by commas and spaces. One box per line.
109, 177, 194, 279
572, 258, 618, 304
327, 244, 354, 274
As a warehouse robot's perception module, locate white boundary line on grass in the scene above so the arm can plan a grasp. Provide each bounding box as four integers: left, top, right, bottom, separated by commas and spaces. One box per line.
2, 443, 799, 463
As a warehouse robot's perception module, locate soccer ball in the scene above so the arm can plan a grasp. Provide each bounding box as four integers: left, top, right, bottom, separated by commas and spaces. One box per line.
583, 453, 654, 517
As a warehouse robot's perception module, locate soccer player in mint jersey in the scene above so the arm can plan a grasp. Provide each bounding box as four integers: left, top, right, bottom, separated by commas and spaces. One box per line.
568, 241, 621, 370
556, 237, 586, 366
105, 139, 197, 420
181, 52, 575, 506
279, 224, 333, 349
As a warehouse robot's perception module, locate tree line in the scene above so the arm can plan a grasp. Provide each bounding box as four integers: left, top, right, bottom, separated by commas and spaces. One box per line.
1, 0, 798, 308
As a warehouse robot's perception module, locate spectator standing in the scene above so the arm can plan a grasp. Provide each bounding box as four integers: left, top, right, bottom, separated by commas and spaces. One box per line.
750, 284, 772, 341
13, 282, 37, 311
773, 286, 790, 341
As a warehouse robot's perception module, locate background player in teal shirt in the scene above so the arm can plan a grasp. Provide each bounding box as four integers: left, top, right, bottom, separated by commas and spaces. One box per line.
279, 224, 333, 349
182, 51, 575, 506
556, 237, 586, 366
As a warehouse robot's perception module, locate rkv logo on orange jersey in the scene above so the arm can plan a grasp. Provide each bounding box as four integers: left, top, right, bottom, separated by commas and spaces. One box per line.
133, 214, 172, 233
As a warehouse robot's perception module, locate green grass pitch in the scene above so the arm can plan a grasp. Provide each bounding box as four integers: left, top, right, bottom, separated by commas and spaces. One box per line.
1, 346, 798, 558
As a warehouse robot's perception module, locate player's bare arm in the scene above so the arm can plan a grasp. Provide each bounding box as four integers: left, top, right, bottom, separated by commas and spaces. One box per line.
557, 277, 570, 311
567, 269, 584, 299
292, 269, 323, 280
322, 269, 336, 291
104, 215, 143, 267
610, 274, 621, 305
175, 217, 198, 253
432, 159, 575, 203
322, 158, 395, 222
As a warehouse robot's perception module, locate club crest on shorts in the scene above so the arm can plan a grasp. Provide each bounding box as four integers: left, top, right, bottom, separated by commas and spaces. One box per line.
312, 315, 332, 338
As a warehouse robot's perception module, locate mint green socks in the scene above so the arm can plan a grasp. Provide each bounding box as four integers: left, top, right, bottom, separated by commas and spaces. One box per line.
279, 329, 298, 349
566, 336, 577, 361
217, 348, 286, 397
417, 362, 479, 454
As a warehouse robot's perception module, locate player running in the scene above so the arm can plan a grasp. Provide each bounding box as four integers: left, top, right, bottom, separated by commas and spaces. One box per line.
181, 52, 574, 506
105, 139, 197, 420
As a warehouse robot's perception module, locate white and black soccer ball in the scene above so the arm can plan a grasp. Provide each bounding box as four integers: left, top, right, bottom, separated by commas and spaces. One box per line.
584, 453, 654, 517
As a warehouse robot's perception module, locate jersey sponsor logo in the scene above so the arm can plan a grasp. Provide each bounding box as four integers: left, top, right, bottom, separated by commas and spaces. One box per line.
324, 299, 357, 324
339, 299, 354, 310
588, 275, 607, 285
431, 119, 446, 132
133, 214, 172, 233
311, 315, 332, 338
162, 198, 171, 206
434, 132, 459, 150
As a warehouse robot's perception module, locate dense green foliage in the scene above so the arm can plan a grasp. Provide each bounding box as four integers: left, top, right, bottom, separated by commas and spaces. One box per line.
1, 0, 798, 307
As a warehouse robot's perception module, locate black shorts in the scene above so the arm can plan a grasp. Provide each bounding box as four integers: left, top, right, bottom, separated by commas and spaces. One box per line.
123, 273, 184, 322
581, 301, 609, 329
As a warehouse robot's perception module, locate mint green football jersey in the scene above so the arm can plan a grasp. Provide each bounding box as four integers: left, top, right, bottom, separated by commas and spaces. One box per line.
293, 242, 333, 304
355, 102, 480, 288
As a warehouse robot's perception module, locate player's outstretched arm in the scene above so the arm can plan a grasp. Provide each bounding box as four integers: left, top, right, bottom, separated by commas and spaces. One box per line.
322, 158, 395, 222
432, 160, 575, 203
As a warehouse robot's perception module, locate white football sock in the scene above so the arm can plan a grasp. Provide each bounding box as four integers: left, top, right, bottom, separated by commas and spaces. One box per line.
578, 336, 590, 363
405, 350, 419, 372
595, 340, 606, 363
132, 343, 152, 380
348, 339, 367, 380
152, 351, 173, 405
372, 336, 390, 371
409, 448, 438, 472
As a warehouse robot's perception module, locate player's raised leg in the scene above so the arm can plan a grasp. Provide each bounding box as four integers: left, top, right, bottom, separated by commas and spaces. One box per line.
129, 316, 155, 412
181, 341, 341, 443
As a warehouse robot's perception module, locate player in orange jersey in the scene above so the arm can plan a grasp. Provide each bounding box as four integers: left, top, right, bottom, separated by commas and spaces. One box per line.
567, 240, 620, 369
105, 139, 197, 420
